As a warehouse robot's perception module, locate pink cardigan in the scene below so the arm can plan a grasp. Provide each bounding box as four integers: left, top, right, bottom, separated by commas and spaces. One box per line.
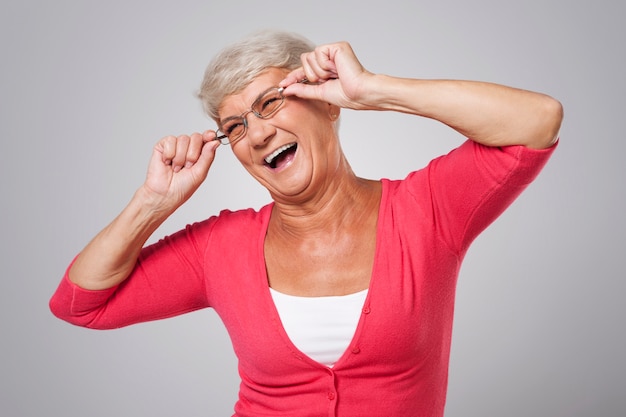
50, 140, 556, 416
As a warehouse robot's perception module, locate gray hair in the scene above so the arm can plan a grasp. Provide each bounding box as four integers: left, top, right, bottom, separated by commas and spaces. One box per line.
198, 30, 315, 121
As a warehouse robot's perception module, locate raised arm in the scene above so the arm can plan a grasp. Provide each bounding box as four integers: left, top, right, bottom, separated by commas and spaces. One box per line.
68, 131, 220, 291
280, 41, 563, 149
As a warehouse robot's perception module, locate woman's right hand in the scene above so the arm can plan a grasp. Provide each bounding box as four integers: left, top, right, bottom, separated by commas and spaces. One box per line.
67, 130, 219, 290
141, 130, 220, 214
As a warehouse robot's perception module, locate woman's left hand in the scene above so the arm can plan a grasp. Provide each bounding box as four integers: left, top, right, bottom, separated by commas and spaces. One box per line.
279, 41, 378, 110
281, 40, 562, 149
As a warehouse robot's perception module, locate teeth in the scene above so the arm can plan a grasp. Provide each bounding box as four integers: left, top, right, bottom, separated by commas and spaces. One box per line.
265, 143, 296, 165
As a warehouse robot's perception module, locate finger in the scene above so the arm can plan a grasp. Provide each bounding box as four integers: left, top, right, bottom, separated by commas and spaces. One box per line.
301, 52, 327, 83
279, 67, 307, 88
302, 45, 340, 82
315, 45, 337, 71
146, 138, 177, 196
190, 137, 220, 177
184, 132, 204, 168
202, 129, 218, 143
311, 47, 338, 78
171, 135, 190, 172
159, 135, 177, 165
281, 80, 326, 101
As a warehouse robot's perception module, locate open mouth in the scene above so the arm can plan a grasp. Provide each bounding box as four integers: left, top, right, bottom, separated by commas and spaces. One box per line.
264, 143, 297, 170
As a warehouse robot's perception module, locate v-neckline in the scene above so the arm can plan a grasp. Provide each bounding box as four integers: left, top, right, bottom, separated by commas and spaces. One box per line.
257, 179, 389, 370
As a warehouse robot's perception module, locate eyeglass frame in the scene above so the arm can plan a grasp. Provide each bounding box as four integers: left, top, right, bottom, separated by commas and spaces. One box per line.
213, 86, 287, 145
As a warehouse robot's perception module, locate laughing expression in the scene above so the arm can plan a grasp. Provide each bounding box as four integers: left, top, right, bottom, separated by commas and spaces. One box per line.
218, 68, 342, 202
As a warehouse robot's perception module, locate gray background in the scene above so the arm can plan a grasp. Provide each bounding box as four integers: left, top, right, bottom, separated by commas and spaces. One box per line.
1, 0, 624, 416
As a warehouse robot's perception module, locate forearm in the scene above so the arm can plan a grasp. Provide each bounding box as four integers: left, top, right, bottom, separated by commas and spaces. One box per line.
68, 132, 217, 291
68, 186, 172, 291
366, 75, 563, 149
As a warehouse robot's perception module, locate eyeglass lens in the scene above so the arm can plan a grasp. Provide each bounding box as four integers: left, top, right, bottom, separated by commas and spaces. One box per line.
217, 87, 284, 144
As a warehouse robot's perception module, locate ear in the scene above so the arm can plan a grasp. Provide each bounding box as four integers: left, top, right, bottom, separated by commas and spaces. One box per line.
328, 104, 341, 121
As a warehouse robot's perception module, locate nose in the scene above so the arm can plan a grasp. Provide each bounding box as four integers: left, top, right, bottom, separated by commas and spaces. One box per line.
245, 115, 275, 148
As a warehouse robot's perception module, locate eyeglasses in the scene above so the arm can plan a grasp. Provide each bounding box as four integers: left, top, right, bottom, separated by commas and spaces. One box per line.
214, 86, 286, 145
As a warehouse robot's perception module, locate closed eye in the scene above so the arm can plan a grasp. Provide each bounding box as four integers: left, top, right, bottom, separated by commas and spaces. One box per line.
260, 96, 280, 111
222, 119, 244, 136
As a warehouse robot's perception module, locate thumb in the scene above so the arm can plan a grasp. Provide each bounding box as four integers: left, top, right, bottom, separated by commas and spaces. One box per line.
190, 139, 220, 179
282, 81, 334, 103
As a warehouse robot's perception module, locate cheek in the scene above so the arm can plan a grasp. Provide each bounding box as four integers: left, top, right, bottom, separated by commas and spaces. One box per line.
283, 104, 334, 137
230, 144, 254, 168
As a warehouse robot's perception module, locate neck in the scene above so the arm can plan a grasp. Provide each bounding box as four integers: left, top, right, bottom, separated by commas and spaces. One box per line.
269, 161, 381, 239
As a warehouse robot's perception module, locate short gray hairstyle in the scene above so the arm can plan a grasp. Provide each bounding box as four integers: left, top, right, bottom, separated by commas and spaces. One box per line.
198, 30, 315, 121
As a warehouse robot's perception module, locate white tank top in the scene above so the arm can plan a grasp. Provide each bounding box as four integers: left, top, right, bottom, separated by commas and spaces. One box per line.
269, 288, 368, 367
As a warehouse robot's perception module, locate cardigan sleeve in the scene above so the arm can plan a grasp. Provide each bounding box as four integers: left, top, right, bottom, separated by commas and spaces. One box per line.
49, 216, 219, 330
408, 139, 557, 255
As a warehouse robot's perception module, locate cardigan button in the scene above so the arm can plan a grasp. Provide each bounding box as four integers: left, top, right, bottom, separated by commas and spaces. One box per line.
352, 347, 361, 354
362, 307, 371, 314
328, 392, 336, 400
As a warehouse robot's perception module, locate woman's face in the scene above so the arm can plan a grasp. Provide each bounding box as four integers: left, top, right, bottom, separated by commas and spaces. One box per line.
217, 68, 341, 203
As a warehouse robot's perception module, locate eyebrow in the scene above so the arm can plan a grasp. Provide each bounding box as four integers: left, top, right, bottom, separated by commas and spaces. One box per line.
219, 86, 276, 124
219, 115, 243, 125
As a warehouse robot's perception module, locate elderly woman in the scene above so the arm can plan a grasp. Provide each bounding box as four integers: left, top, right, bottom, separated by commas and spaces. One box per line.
50, 30, 562, 416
